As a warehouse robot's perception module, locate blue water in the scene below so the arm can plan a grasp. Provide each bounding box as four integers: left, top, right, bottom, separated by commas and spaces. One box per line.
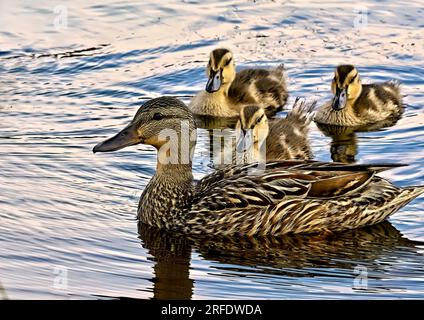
0, 0, 423, 299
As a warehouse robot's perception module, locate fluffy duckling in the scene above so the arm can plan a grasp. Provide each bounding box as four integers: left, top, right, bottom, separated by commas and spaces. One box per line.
189, 48, 288, 118
314, 65, 403, 126
235, 99, 314, 164
93, 96, 423, 237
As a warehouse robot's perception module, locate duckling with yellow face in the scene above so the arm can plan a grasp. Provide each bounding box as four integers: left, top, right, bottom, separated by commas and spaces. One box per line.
314, 65, 403, 126
235, 99, 314, 164
189, 48, 288, 118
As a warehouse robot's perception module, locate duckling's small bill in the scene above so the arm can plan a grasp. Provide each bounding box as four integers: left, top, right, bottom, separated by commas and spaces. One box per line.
206, 70, 222, 93
236, 129, 253, 153
332, 87, 347, 110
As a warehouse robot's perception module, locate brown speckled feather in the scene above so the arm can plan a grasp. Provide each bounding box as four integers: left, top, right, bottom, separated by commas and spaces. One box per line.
186, 161, 423, 236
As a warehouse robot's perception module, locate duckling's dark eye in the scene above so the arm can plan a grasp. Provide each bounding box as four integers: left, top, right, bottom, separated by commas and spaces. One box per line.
152, 113, 164, 121
349, 73, 358, 84
224, 58, 232, 66
256, 114, 264, 124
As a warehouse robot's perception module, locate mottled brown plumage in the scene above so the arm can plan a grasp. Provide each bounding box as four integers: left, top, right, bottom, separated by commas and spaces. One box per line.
189, 48, 288, 117
94, 97, 423, 237
315, 65, 404, 126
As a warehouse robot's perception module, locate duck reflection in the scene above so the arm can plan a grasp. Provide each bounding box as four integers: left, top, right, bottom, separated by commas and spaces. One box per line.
193, 115, 238, 169
138, 224, 193, 300
0, 281, 8, 300
316, 115, 401, 163
316, 124, 358, 163
192, 222, 420, 272
138, 221, 421, 299
194, 114, 238, 130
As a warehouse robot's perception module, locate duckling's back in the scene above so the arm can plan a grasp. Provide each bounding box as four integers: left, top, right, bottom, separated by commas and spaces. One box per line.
266, 101, 314, 160
353, 82, 403, 121
228, 65, 288, 116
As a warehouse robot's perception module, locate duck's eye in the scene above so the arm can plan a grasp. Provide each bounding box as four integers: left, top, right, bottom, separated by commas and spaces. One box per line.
349, 73, 358, 84
256, 114, 264, 124
152, 113, 164, 121
224, 57, 232, 67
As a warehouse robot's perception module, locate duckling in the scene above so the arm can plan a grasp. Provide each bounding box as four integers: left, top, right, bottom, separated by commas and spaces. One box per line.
189, 48, 288, 118
314, 65, 403, 126
235, 99, 314, 164
93, 96, 423, 237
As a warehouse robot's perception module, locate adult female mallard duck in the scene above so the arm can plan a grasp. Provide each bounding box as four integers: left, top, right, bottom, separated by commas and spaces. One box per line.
235, 99, 314, 164
314, 65, 404, 126
93, 97, 423, 237
189, 48, 288, 118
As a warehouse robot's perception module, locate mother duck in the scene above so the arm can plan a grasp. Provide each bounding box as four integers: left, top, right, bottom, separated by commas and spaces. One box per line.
93, 97, 423, 237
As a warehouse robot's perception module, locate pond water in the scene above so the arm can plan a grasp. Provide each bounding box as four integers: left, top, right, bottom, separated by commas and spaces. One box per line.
0, 0, 423, 299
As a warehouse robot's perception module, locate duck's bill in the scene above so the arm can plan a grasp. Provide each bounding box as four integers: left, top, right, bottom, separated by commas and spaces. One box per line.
331, 88, 347, 111
236, 130, 253, 153
93, 123, 140, 153
205, 70, 222, 93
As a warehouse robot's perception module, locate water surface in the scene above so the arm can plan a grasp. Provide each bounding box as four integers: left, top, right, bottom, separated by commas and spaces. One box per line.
0, 0, 423, 299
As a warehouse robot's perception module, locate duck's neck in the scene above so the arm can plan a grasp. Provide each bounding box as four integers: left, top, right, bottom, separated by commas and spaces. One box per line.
138, 162, 194, 230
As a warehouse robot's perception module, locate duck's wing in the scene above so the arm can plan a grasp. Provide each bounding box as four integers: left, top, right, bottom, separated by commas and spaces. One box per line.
188, 161, 412, 236
195, 161, 313, 195
194, 161, 404, 210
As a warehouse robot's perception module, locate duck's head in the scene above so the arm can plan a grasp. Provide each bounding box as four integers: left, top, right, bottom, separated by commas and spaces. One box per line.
205, 48, 236, 93
331, 65, 362, 111
235, 105, 269, 152
93, 97, 197, 165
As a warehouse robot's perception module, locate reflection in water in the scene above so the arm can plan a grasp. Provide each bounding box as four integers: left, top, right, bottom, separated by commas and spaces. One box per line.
138, 224, 193, 300
317, 124, 359, 163
0, 281, 8, 300
193, 222, 420, 272
138, 221, 421, 299
316, 115, 402, 163
194, 114, 238, 130
330, 134, 357, 163
194, 115, 239, 169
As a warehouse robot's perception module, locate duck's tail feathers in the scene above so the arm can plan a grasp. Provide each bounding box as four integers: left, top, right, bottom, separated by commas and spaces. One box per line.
386, 79, 400, 88
368, 185, 424, 223
275, 63, 285, 72
404, 185, 424, 201
286, 97, 317, 125
388, 186, 424, 216
273, 63, 287, 80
